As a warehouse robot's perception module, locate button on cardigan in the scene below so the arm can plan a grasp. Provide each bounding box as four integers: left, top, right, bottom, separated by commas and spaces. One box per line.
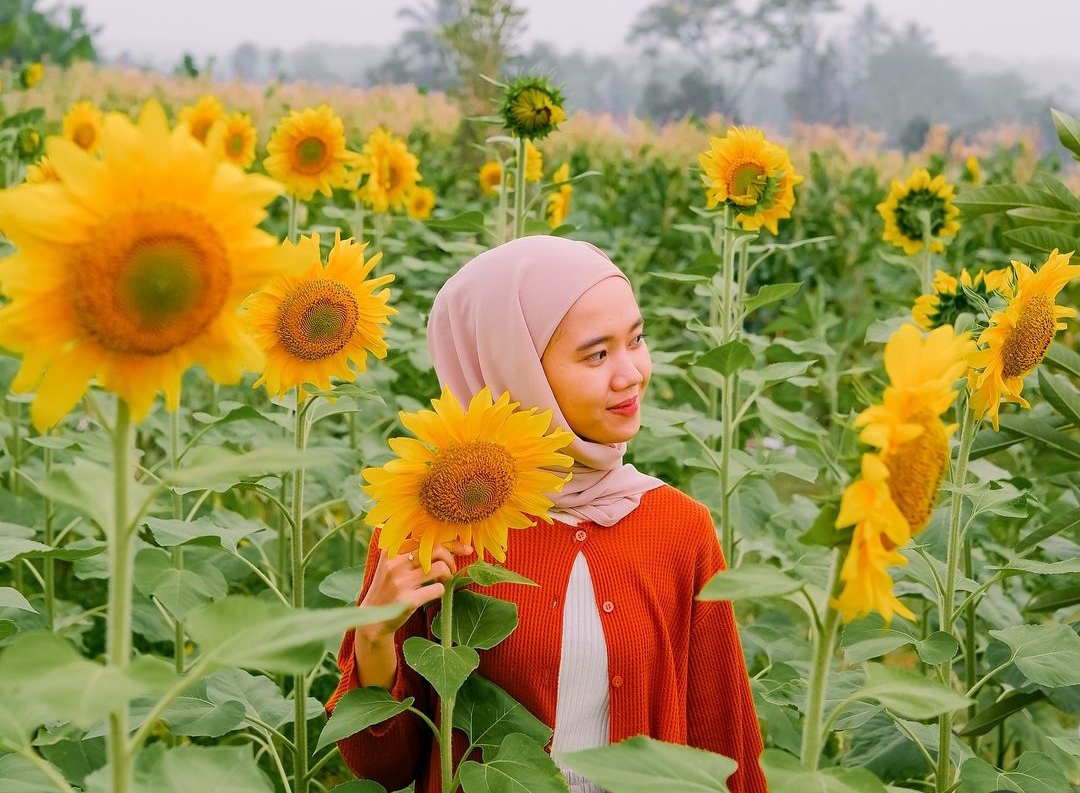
327, 485, 769, 793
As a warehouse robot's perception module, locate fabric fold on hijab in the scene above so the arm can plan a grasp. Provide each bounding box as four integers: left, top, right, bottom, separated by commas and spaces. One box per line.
427, 235, 663, 527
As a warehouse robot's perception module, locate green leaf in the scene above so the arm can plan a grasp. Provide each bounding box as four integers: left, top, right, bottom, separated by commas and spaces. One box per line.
841, 619, 916, 664
0, 587, 35, 612
990, 624, 1080, 687
316, 687, 414, 752
327, 782, 388, 793
756, 397, 826, 443
151, 566, 229, 621
1038, 370, 1080, 427
760, 748, 888, 793
698, 564, 802, 601
1052, 107, 1080, 160
1027, 585, 1080, 613
462, 561, 537, 588
1007, 206, 1080, 224
164, 698, 247, 738
957, 689, 1045, 737
185, 596, 405, 674
98, 743, 274, 793
562, 736, 735, 793
958, 751, 1073, 793
423, 210, 487, 234
798, 500, 843, 548
740, 360, 816, 389
854, 663, 972, 719
918, 631, 961, 665
431, 590, 517, 650
166, 444, 338, 493
693, 341, 755, 377
1044, 340, 1080, 379
1016, 505, 1080, 554
1003, 558, 1080, 576
454, 674, 552, 756
402, 637, 478, 701
38, 459, 153, 536
204, 668, 297, 729
996, 414, 1080, 459
743, 282, 802, 314
954, 184, 1069, 216
1003, 227, 1080, 256
0, 754, 56, 793
319, 565, 365, 603
458, 733, 569, 793
142, 515, 265, 554
0, 536, 103, 564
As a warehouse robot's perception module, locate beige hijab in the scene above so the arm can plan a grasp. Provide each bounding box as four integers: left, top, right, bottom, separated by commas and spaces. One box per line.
427, 235, 663, 526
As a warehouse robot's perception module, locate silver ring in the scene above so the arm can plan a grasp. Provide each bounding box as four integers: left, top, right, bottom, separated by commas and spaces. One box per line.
407, 552, 415, 562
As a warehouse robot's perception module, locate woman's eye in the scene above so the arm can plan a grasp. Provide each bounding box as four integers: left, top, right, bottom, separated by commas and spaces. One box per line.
585, 349, 607, 362
632, 333, 646, 345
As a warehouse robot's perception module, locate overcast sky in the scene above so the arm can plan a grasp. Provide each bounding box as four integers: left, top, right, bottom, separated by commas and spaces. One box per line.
77, 0, 1080, 64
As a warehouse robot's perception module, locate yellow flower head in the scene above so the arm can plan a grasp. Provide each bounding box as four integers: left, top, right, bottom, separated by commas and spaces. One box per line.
698, 126, 804, 235
405, 186, 436, 220
265, 104, 361, 201
963, 155, 980, 184
912, 267, 1014, 331
19, 62, 44, 89
62, 101, 104, 154
479, 160, 503, 194
242, 233, 395, 399
525, 139, 543, 183
206, 112, 259, 170
25, 156, 60, 185
876, 167, 961, 255
178, 95, 226, 144
546, 162, 572, 229
501, 76, 567, 140
0, 101, 283, 429
833, 454, 915, 623
354, 127, 421, 213
969, 249, 1080, 429
363, 387, 574, 572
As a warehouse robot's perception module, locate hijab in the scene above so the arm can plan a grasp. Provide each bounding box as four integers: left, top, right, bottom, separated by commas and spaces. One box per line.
427, 235, 663, 526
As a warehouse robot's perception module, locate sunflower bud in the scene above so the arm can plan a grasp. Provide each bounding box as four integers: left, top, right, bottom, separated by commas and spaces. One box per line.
16, 128, 43, 159
500, 75, 566, 140
19, 62, 44, 89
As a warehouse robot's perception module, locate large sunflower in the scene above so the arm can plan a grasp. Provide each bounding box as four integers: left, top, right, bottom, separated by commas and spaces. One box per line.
363, 387, 574, 572
265, 104, 360, 201
242, 233, 395, 398
698, 126, 803, 235
877, 168, 961, 255
912, 267, 1013, 331
207, 112, 259, 170
61, 100, 104, 154
969, 249, 1080, 430
354, 127, 421, 213
0, 101, 283, 430
178, 95, 226, 144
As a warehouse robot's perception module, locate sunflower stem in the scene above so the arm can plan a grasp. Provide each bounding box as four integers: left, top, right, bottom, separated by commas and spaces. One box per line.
291, 387, 311, 793
170, 408, 186, 673
920, 212, 933, 295
438, 583, 456, 793
494, 157, 509, 246
107, 400, 134, 793
800, 549, 843, 770
513, 135, 527, 240
42, 438, 55, 631
936, 405, 978, 793
715, 204, 740, 563
288, 194, 299, 244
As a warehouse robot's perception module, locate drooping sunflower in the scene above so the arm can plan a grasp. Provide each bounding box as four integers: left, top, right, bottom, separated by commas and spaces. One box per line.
206, 112, 259, 169
405, 186, 436, 220
912, 267, 1014, 331
0, 101, 283, 430
25, 156, 60, 184
363, 387, 574, 572
178, 95, 226, 144
479, 160, 503, 194
265, 104, 361, 201
501, 75, 566, 140
353, 127, 421, 213
877, 168, 961, 255
546, 162, 572, 229
698, 126, 804, 235
61, 100, 104, 154
968, 249, 1080, 430
242, 233, 395, 399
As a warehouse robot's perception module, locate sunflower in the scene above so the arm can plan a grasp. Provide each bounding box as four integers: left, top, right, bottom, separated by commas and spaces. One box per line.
16, 128, 43, 160
969, 249, 1080, 430
0, 101, 283, 430
912, 267, 1014, 331
61, 101, 104, 154
242, 233, 395, 399
25, 156, 60, 185
265, 104, 361, 201
19, 62, 43, 89
963, 155, 981, 184
525, 139, 542, 183
479, 160, 503, 194
405, 186, 436, 220
833, 454, 916, 623
501, 75, 567, 140
698, 126, 803, 235
178, 95, 226, 144
546, 162, 572, 229
206, 112, 258, 169
877, 168, 961, 255
353, 127, 421, 213
363, 387, 574, 572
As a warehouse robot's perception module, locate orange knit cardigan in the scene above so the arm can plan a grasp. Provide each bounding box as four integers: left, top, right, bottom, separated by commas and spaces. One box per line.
327, 485, 768, 793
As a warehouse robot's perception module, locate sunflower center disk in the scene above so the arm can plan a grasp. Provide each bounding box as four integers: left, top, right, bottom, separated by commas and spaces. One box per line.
1000, 294, 1057, 379
896, 189, 946, 240
276, 279, 359, 361
73, 123, 97, 150
881, 410, 948, 538
227, 134, 245, 155
73, 206, 231, 355
418, 441, 517, 524
729, 162, 767, 206
293, 137, 330, 174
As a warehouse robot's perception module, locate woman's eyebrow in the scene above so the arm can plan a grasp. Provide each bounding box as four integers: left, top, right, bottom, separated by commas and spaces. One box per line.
573, 317, 644, 353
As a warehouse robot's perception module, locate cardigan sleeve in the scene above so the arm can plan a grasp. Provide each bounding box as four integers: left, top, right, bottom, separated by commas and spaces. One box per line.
325, 532, 434, 790
686, 518, 769, 793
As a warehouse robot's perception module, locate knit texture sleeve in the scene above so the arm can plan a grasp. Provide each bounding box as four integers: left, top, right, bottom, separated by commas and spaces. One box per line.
325, 532, 434, 790
687, 515, 769, 793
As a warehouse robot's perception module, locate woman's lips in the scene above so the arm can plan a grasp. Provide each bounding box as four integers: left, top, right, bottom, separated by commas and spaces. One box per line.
608, 396, 639, 416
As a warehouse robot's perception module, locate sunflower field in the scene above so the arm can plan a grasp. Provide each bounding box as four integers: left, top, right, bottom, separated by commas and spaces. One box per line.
2, 58, 1080, 793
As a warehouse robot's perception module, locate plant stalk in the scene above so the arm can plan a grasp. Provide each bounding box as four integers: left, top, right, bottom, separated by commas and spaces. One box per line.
439, 584, 456, 793
107, 400, 134, 793
799, 550, 843, 769
292, 390, 310, 793
513, 136, 527, 240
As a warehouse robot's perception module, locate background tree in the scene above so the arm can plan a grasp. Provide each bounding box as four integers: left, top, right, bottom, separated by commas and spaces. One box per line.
0, 0, 98, 64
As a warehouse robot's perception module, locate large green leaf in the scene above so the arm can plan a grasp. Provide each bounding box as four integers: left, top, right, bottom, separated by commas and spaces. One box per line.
166, 444, 338, 493
957, 689, 1045, 737
142, 515, 265, 554
164, 698, 246, 738
431, 590, 518, 650
1043, 341, 1080, 379
699, 564, 802, 601
958, 751, 1073, 793
1003, 226, 1080, 256
134, 548, 229, 621
760, 748, 887, 793
990, 624, 1080, 687
850, 663, 971, 719
0, 754, 56, 793
458, 733, 569, 793
423, 210, 487, 234
38, 459, 154, 536
0, 587, 34, 612
1027, 585, 1080, 613
743, 282, 802, 314
1016, 505, 1080, 554
204, 668, 298, 729
996, 414, 1080, 460
954, 184, 1066, 216
87, 743, 274, 793
454, 674, 552, 756
316, 687, 414, 752
755, 397, 826, 443
327, 782, 388, 793
1052, 107, 1080, 160
402, 637, 478, 701
1038, 370, 1080, 427
462, 561, 537, 588
693, 341, 755, 377
185, 596, 405, 674
562, 736, 735, 793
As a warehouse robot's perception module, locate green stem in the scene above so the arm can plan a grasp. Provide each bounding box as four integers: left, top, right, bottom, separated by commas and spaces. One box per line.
716, 205, 739, 562
439, 584, 455, 793
799, 550, 844, 769
291, 388, 310, 793
288, 194, 299, 244
170, 409, 185, 673
107, 400, 134, 793
494, 157, 509, 245
513, 136, 527, 240
43, 440, 55, 631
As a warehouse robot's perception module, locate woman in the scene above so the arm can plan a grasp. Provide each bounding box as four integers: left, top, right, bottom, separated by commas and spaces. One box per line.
327, 234, 768, 793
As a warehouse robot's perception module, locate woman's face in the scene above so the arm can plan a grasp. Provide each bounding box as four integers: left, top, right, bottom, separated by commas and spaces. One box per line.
541, 276, 651, 445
